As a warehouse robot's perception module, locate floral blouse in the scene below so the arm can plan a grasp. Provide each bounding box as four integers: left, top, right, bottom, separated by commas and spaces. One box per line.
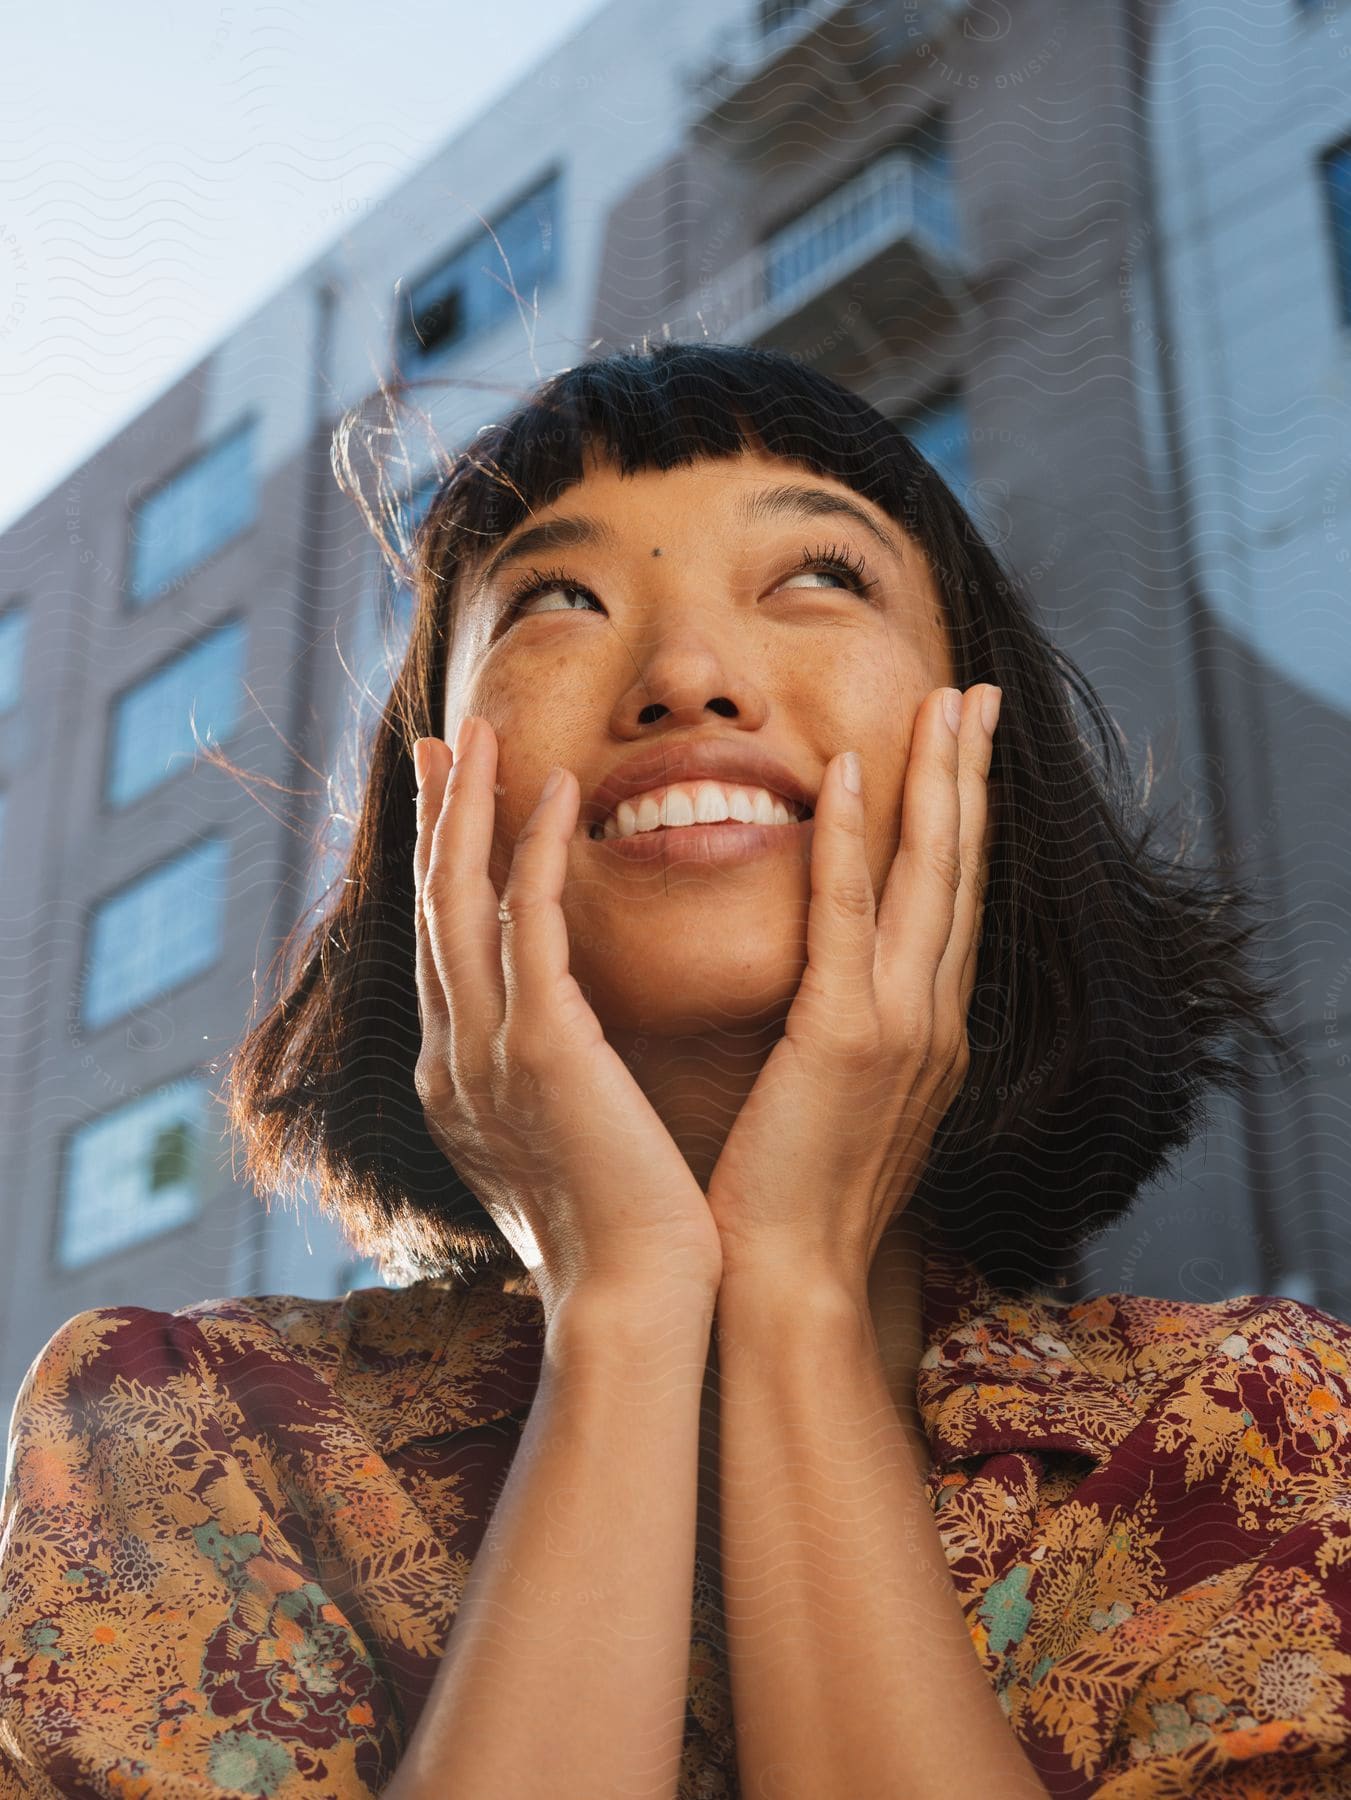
2, 1247, 1351, 1798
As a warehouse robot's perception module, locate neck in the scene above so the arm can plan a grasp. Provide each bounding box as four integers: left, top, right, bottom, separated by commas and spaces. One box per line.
607, 1018, 781, 1192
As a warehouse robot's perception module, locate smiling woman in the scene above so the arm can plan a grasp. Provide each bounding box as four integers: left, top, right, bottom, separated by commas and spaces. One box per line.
4, 342, 1347, 1800
252, 339, 1295, 1302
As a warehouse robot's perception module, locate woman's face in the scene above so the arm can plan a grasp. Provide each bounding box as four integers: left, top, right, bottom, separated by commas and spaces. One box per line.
441, 444, 954, 1037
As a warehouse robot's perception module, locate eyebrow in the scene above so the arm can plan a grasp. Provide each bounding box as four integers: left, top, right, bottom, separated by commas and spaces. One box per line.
733, 483, 902, 560
472, 515, 618, 595
470, 480, 901, 596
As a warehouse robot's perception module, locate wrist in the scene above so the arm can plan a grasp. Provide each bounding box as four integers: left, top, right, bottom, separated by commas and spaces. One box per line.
546, 1271, 719, 1346
717, 1257, 868, 1321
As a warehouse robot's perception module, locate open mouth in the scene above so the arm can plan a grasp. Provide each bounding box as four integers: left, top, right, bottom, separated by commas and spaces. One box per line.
590, 795, 820, 842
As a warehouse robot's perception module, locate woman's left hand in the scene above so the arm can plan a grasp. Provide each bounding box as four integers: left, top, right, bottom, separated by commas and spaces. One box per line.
704, 683, 1001, 1300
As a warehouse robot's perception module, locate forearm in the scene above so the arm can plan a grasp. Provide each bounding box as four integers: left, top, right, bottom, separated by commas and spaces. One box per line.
715, 1274, 1050, 1800
387, 1281, 715, 1800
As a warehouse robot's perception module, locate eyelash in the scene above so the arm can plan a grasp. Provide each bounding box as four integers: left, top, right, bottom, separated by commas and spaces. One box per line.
500, 541, 880, 621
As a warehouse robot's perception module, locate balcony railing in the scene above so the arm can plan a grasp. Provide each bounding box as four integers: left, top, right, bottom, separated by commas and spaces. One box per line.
694, 150, 963, 344
681, 0, 849, 107
680, 0, 966, 119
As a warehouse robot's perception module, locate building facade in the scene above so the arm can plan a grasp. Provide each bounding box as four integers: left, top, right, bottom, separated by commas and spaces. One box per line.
1071, 0, 1351, 1307
2, 0, 1348, 1429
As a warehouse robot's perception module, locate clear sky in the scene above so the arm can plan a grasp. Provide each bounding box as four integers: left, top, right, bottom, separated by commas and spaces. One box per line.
0, 0, 607, 535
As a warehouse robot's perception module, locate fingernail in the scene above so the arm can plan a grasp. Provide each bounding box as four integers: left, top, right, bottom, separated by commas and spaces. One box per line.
942, 689, 963, 735
981, 686, 1002, 734
541, 765, 566, 802
841, 750, 861, 795
453, 715, 476, 760
413, 739, 429, 790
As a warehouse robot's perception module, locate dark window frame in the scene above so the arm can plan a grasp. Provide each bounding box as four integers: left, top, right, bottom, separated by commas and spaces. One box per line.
0, 600, 30, 716
1321, 132, 1351, 327
395, 167, 563, 365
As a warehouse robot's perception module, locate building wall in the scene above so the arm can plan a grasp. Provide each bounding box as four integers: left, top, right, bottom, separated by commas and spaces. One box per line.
1077, 0, 1351, 1308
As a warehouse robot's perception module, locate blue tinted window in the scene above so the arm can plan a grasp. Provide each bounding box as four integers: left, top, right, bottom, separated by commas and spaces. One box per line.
388, 472, 443, 631
1324, 139, 1351, 325
400, 172, 561, 361
904, 388, 970, 496
129, 421, 258, 602
107, 618, 247, 807
0, 607, 28, 713
56, 1075, 208, 1270
82, 836, 231, 1031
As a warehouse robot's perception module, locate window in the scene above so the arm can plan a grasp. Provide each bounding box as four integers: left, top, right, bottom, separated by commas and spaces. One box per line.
128, 420, 258, 603
1322, 136, 1351, 326
81, 835, 231, 1031
398, 171, 561, 362
902, 386, 970, 496
337, 1253, 390, 1293
762, 119, 957, 311
56, 1074, 209, 1270
106, 618, 247, 808
759, 0, 812, 32
387, 471, 444, 631
0, 605, 28, 713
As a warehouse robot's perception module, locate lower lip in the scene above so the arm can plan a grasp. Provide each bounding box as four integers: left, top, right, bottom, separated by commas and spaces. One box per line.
586, 817, 814, 865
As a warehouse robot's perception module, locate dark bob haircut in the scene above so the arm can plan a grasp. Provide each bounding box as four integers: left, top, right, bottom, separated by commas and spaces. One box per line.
222, 340, 1300, 1300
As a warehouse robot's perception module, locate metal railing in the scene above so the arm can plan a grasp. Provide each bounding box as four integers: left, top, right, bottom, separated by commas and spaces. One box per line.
680, 0, 966, 111
695, 150, 961, 341
680, 0, 849, 106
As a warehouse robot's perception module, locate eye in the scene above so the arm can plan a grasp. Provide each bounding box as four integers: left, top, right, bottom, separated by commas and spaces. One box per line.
778, 543, 879, 598
495, 541, 880, 629
501, 564, 605, 621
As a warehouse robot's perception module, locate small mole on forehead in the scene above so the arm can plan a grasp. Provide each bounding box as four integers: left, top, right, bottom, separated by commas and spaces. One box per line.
651, 546, 662, 557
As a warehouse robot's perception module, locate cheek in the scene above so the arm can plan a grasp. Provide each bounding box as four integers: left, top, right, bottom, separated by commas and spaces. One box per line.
867, 782, 907, 897
470, 677, 588, 884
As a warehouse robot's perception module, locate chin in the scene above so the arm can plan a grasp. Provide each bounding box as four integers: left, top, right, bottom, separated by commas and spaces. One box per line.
578, 933, 804, 1040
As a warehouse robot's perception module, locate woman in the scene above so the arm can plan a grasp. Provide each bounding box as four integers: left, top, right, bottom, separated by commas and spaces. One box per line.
3, 342, 1349, 1800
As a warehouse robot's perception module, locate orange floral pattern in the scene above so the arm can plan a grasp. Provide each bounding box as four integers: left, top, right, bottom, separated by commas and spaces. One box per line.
2, 1251, 1351, 1797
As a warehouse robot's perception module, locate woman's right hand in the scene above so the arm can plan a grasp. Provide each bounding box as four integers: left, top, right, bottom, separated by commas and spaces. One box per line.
411, 717, 723, 1325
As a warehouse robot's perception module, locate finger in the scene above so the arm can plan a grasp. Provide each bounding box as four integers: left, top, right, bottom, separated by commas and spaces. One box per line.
801, 747, 878, 1037
935, 686, 998, 1023
497, 764, 598, 1058
875, 687, 963, 1011
423, 716, 506, 1044
954, 814, 993, 1023
413, 737, 451, 1035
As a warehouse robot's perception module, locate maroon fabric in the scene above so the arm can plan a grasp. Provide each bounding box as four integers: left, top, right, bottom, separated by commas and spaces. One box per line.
2, 1251, 1350, 1796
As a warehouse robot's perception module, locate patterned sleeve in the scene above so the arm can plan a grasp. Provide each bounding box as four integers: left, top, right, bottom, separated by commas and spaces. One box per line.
0, 1308, 395, 1800
1086, 1530, 1351, 1797
1085, 1313, 1351, 1798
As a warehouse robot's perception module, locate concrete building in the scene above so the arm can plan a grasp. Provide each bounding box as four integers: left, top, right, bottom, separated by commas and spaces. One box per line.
1069, 0, 1351, 1308
2, 0, 1347, 1430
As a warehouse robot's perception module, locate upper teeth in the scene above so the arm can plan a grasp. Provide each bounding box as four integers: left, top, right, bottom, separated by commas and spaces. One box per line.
598, 781, 804, 840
